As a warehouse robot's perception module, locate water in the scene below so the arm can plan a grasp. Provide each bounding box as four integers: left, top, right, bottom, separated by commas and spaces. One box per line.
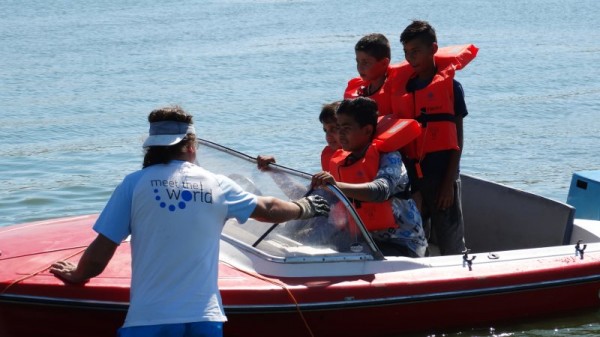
1, 0, 600, 335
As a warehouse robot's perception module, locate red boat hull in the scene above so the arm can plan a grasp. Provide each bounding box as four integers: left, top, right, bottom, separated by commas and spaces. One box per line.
2, 278, 600, 337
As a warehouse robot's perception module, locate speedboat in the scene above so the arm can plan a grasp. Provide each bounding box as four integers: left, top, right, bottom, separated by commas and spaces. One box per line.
1, 139, 600, 337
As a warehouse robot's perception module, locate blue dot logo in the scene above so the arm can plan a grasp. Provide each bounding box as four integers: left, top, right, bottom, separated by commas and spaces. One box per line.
181, 190, 192, 202
153, 187, 191, 213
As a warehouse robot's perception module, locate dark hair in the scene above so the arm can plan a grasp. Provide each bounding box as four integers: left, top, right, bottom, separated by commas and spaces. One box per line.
318, 101, 341, 124
143, 105, 196, 168
354, 33, 391, 61
336, 97, 378, 137
400, 20, 437, 45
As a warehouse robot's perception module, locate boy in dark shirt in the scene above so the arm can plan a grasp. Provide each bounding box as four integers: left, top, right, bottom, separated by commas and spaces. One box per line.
391, 20, 468, 255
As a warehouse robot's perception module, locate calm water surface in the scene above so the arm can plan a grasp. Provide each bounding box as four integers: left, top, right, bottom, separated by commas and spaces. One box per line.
1, 0, 600, 335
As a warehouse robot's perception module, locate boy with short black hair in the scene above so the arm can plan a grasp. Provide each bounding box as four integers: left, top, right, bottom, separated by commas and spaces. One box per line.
312, 97, 427, 257
391, 20, 468, 255
318, 101, 342, 171
344, 33, 394, 115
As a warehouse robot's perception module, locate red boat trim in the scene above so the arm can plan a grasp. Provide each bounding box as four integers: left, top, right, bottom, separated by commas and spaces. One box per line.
2, 273, 600, 313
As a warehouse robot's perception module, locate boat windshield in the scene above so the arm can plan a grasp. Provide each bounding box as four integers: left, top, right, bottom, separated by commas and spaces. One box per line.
197, 139, 383, 262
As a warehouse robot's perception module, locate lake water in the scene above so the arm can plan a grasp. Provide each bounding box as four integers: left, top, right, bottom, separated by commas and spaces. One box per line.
1, 0, 600, 335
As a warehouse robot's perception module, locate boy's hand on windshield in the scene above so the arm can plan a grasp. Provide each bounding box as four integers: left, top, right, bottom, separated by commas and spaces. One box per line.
311, 171, 337, 188
257, 155, 276, 171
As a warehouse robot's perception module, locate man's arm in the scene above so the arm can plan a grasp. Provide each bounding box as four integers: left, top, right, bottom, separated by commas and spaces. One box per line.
50, 234, 119, 284
251, 196, 329, 222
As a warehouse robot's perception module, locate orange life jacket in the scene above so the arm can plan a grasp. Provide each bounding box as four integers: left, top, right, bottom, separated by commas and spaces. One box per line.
389, 44, 478, 161
344, 44, 478, 118
320, 146, 335, 171
343, 64, 401, 116
330, 145, 396, 231
373, 115, 422, 153
329, 117, 421, 231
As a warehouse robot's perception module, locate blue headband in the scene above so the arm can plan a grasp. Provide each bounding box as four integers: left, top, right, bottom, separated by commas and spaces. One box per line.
142, 121, 196, 148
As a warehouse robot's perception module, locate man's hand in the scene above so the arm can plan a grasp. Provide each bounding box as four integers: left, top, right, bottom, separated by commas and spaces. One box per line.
50, 260, 89, 284
292, 195, 330, 219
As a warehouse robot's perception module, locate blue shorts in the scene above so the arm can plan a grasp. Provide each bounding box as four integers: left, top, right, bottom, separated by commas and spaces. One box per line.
117, 322, 223, 337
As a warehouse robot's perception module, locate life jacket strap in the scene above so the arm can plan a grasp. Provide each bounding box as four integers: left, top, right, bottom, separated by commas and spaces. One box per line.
416, 109, 456, 127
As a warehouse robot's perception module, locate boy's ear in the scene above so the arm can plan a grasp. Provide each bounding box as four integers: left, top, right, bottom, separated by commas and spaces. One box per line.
363, 124, 375, 138
382, 57, 390, 67
431, 42, 439, 54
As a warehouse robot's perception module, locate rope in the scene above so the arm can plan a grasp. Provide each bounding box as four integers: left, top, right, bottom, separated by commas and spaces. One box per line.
0, 245, 89, 261
220, 260, 315, 337
1, 246, 88, 294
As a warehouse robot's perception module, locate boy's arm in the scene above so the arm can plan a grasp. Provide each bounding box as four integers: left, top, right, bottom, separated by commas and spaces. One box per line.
311, 169, 394, 203
437, 116, 463, 209
255, 154, 307, 199
312, 171, 376, 201
336, 181, 381, 201
437, 80, 467, 209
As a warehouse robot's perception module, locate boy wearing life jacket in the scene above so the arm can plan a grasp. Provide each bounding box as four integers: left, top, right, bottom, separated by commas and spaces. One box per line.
390, 20, 468, 255
344, 33, 394, 115
312, 97, 427, 257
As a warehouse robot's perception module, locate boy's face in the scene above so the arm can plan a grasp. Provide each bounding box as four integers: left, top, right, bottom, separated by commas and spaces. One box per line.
322, 121, 340, 150
403, 39, 438, 76
336, 113, 373, 152
355, 51, 390, 82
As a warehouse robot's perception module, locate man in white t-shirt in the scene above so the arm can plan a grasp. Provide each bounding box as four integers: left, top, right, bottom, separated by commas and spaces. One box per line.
50, 106, 329, 337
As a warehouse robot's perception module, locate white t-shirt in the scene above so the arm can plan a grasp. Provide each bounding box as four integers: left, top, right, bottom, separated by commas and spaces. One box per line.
93, 160, 257, 328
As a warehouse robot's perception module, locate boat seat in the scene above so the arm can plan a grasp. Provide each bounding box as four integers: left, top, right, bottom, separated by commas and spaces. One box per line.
461, 174, 575, 253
